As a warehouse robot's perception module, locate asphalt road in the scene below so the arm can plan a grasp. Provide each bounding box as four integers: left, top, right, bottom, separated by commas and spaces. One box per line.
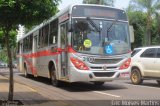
1, 68, 160, 106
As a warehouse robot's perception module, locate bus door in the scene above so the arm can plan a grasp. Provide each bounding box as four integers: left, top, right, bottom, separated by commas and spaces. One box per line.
59, 22, 68, 78
19, 42, 23, 72
32, 33, 38, 75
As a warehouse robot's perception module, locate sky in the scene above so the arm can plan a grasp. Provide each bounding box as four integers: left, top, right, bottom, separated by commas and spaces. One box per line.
58, 0, 130, 10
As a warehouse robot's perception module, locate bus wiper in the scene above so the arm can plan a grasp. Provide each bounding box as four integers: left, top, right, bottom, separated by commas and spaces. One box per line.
86, 17, 100, 32
107, 19, 118, 32
106, 19, 118, 41
86, 17, 102, 46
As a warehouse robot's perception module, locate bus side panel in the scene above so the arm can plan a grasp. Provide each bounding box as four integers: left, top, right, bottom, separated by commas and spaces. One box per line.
35, 46, 58, 78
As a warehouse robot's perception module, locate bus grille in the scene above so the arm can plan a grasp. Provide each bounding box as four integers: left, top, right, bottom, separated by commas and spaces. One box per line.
90, 66, 117, 70
92, 58, 122, 64
93, 72, 115, 77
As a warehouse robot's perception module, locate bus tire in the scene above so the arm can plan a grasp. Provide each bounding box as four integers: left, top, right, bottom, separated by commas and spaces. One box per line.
156, 80, 160, 86
94, 81, 105, 86
24, 63, 29, 78
50, 65, 62, 87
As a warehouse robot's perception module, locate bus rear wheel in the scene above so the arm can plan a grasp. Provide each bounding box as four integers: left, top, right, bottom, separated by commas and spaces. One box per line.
50, 65, 62, 87
24, 64, 29, 78
157, 80, 160, 86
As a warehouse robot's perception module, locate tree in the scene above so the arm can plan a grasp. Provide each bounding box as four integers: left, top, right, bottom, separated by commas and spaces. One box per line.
129, 0, 160, 45
127, 9, 147, 49
155, 13, 160, 44
0, 30, 17, 63
83, 0, 115, 6
0, 0, 60, 101
0, 30, 17, 49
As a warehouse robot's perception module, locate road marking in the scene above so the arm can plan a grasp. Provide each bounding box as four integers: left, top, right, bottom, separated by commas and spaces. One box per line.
124, 83, 160, 90
93, 91, 121, 98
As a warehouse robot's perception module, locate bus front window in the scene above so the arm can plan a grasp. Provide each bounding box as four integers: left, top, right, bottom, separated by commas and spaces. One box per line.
72, 18, 130, 55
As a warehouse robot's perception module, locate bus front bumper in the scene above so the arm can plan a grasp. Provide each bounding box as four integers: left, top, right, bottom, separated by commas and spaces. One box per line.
69, 67, 131, 82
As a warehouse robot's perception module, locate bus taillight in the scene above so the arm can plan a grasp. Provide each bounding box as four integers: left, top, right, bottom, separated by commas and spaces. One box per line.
70, 57, 89, 70
119, 58, 131, 70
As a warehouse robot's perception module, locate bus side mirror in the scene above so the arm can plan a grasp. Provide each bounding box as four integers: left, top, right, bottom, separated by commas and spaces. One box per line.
68, 21, 73, 32
129, 25, 134, 43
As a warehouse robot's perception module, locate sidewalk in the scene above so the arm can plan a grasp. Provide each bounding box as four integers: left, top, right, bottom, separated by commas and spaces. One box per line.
0, 74, 67, 106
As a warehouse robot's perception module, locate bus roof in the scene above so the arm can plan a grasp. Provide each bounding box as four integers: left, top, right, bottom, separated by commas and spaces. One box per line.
18, 4, 126, 41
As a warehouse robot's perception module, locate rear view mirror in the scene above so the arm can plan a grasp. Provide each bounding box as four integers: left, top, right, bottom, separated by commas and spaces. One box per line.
68, 21, 73, 32
129, 25, 134, 43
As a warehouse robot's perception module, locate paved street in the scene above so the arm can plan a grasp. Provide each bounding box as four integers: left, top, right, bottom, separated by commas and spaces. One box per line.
1, 68, 160, 106
0, 68, 68, 106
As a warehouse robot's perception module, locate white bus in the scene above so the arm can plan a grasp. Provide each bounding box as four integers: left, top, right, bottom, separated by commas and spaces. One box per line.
17, 4, 133, 86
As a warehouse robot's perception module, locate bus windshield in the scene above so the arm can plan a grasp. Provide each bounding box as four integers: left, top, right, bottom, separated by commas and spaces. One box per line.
72, 18, 130, 55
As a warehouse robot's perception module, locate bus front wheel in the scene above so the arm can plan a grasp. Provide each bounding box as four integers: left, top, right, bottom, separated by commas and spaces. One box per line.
50, 65, 62, 87
157, 80, 160, 86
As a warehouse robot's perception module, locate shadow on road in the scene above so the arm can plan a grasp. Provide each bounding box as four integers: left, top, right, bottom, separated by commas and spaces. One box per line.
20, 74, 51, 85
63, 82, 128, 92
0, 92, 62, 106
126, 81, 160, 88
0, 72, 61, 105
19, 74, 128, 92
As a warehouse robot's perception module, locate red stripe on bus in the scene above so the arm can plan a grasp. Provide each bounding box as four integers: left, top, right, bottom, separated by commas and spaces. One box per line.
18, 50, 60, 75
23, 56, 37, 75
18, 46, 76, 59
17, 46, 76, 75
20, 50, 60, 59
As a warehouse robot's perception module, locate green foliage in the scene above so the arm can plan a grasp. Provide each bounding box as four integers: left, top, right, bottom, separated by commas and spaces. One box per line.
0, 0, 60, 28
0, 30, 17, 49
9, 31, 17, 48
0, 0, 61, 101
152, 13, 160, 45
0, 0, 60, 59
83, 0, 115, 6
0, 30, 6, 48
0, 49, 8, 63
127, 10, 147, 49
129, 0, 160, 45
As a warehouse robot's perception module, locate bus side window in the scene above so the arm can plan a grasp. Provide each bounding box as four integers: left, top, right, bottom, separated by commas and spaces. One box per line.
38, 28, 44, 48
23, 38, 26, 52
38, 24, 49, 48
17, 42, 20, 54
38, 29, 42, 48
29, 35, 33, 51
43, 24, 49, 47
49, 19, 58, 45
22, 34, 33, 52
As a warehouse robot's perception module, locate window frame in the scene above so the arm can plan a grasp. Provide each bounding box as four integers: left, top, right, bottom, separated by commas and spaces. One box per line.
49, 19, 58, 45
131, 49, 141, 57
22, 34, 33, 52
140, 48, 157, 58
38, 24, 49, 48
156, 48, 160, 58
